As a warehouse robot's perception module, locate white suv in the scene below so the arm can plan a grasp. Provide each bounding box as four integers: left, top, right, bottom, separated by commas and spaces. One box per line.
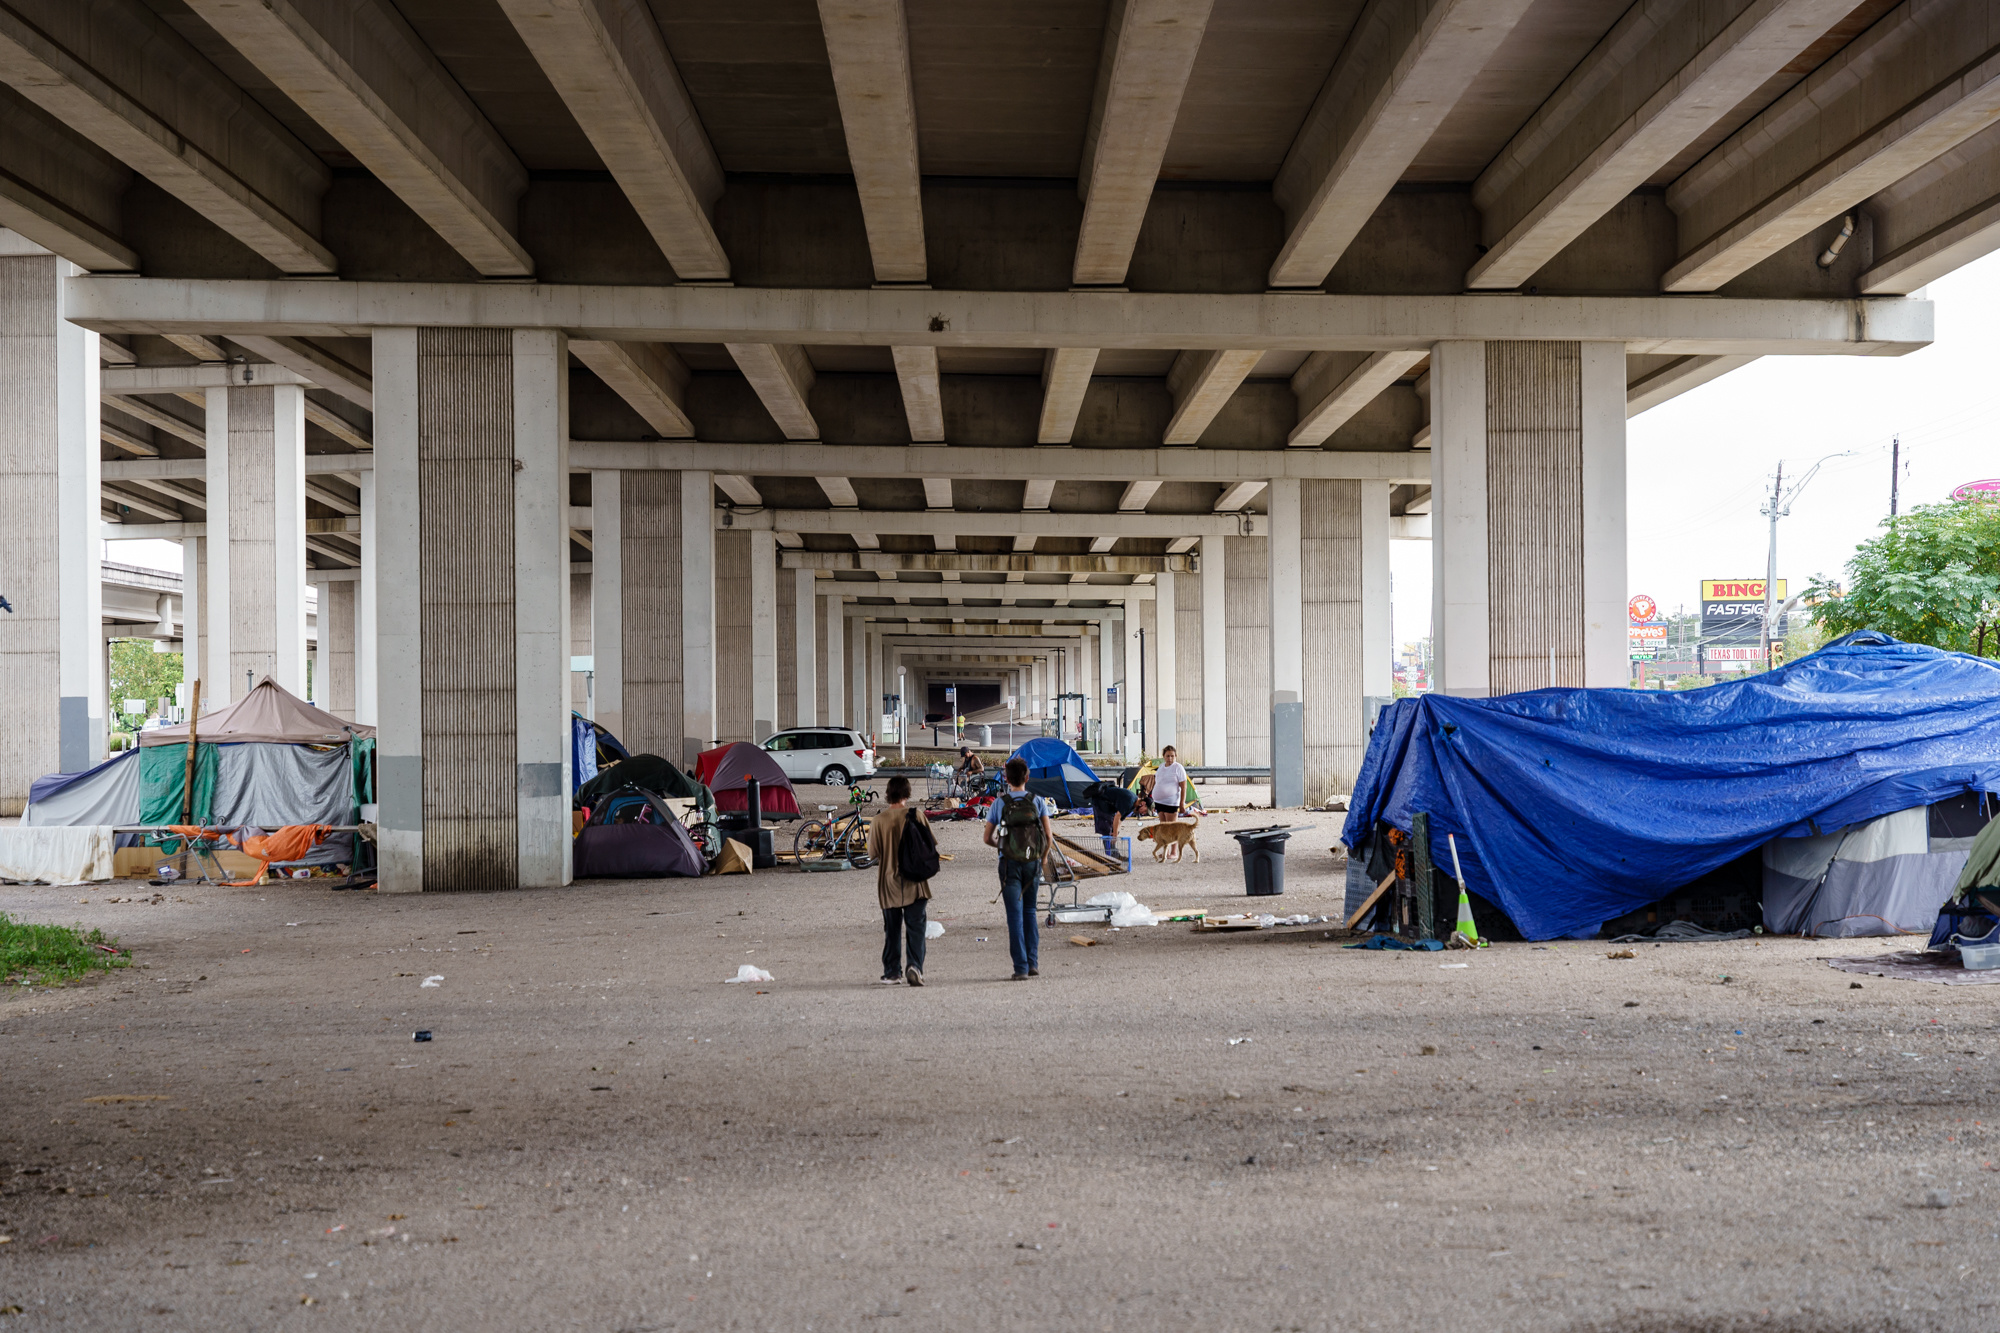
762, 728, 877, 787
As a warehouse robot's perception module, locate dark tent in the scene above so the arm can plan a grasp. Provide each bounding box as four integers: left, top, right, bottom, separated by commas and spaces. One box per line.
1342, 633, 2000, 941
1010, 737, 1098, 810
573, 786, 707, 878
576, 753, 708, 810
695, 742, 801, 816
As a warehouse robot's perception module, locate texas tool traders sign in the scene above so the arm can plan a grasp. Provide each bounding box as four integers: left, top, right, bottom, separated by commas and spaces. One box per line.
1702, 579, 1787, 638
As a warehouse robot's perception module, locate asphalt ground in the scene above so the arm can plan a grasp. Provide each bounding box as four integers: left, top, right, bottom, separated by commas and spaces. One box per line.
1, 802, 1993, 1332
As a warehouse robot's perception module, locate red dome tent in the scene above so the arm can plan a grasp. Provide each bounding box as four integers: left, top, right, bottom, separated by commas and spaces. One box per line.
694, 742, 801, 816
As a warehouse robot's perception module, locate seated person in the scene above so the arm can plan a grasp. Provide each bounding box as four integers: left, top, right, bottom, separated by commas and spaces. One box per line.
956, 747, 986, 779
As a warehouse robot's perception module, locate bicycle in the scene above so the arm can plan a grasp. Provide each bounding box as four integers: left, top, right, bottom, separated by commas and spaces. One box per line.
682, 810, 724, 862
794, 806, 871, 865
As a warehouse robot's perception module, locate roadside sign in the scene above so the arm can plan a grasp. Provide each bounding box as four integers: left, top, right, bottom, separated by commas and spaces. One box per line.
1628, 594, 1657, 622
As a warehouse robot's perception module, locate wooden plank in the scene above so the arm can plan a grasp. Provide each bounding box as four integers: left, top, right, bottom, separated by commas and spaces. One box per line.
1344, 871, 1397, 931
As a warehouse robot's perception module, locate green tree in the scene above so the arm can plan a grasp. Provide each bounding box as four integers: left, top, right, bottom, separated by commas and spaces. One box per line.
1807, 499, 2000, 654
107, 639, 184, 733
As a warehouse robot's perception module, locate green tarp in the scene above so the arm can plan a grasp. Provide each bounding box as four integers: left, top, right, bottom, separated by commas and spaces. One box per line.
139, 742, 219, 825
1955, 816, 2000, 895
351, 737, 376, 806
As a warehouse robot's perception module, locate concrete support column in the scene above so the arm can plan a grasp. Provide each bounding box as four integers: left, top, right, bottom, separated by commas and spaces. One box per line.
1361, 480, 1394, 709
749, 530, 777, 740
1201, 540, 1227, 767
1267, 478, 1305, 808
181, 537, 203, 703
588, 470, 623, 737
0, 245, 101, 805
1122, 595, 1142, 756
371, 327, 572, 894
1154, 569, 1177, 751
310, 575, 357, 718
355, 472, 377, 726
823, 595, 845, 727
794, 567, 817, 728
1432, 340, 1629, 697
1098, 613, 1117, 753
568, 566, 592, 715
206, 384, 307, 702
681, 471, 716, 763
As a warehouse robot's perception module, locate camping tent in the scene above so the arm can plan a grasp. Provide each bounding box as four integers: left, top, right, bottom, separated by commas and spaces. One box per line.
1342, 633, 2000, 941
573, 786, 707, 878
22, 677, 376, 869
694, 742, 801, 816
1763, 798, 1991, 937
1010, 737, 1098, 810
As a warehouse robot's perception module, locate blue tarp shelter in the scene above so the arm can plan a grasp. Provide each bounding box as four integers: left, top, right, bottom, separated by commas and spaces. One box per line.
1341, 633, 2000, 940
1010, 737, 1099, 809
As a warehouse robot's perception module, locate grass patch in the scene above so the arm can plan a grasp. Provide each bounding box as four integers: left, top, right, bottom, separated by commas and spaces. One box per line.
0, 912, 130, 988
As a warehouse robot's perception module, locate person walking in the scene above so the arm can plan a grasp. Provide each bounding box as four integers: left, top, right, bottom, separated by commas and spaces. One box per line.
1153, 745, 1189, 822
864, 775, 933, 986
983, 756, 1054, 980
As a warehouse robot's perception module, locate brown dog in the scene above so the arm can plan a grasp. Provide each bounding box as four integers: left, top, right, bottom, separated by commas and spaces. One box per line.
1137, 819, 1200, 864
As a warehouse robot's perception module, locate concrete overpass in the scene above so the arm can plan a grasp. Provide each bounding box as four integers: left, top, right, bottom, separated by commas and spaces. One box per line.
1, 0, 1994, 894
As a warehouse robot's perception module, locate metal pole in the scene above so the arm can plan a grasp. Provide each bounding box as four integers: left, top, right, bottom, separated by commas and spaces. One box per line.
1890, 434, 1900, 516
1137, 628, 1147, 756
1762, 460, 1783, 671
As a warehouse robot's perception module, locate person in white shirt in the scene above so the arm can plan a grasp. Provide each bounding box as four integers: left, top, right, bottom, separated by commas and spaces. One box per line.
1152, 746, 1189, 822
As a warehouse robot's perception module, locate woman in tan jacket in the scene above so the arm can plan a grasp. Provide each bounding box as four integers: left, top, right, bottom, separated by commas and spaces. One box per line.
865, 775, 934, 986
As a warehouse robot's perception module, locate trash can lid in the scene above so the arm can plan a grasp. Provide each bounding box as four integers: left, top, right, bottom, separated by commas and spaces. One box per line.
1229, 824, 1306, 844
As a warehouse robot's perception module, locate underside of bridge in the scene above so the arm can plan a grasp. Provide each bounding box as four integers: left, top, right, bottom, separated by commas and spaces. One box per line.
0, 0, 1990, 891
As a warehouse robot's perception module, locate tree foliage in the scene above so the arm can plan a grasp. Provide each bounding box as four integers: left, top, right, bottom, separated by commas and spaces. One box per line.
1807, 499, 2000, 655
108, 639, 183, 732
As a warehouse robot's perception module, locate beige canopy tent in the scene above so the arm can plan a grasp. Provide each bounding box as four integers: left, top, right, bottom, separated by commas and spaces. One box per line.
143, 676, 375, 746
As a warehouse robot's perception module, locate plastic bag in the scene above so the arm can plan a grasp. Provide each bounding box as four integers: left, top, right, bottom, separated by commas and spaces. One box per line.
723, 964, 774, 984
925, 921, 944, 939
1108, 902, 1156, 927
1085, 890, 1140, 911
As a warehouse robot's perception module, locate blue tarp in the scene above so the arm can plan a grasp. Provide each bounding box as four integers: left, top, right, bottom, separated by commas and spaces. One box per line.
1341, 633, 2000, 941
1010, 737, 1098, 809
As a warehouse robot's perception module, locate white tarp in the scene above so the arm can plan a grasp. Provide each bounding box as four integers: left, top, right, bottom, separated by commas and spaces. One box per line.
20, 749, 141, 828
0, 826, 114, 883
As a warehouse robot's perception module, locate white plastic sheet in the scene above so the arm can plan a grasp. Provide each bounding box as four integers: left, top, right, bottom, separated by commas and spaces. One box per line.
0, 826, 114, 883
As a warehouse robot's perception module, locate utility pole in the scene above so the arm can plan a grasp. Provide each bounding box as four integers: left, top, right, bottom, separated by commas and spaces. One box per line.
1890, 434, 1900, 516
1762, 460, 1783, 669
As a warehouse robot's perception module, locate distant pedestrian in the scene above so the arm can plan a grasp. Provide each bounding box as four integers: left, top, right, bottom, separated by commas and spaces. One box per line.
1153, 746, 1189, 822
864, 775, 933, 986
1089, 779, 1137, 854
983, 757, 1054, 980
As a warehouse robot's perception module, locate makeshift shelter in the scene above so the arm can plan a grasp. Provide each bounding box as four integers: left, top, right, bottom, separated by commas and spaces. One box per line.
1010, 737, 1099, 810
694, 742, 801, 816
16, 677, 376, 872
1342, 634, 2000, 941
573, 785, 707, 878
576, 753, 708, 811
1763, 797, 1992, 937
570, 714, 631, 794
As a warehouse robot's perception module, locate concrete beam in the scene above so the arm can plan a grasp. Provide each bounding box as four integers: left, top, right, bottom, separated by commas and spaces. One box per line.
1861, 112, 2000, 295
786, 551, 1188, 574
879, 626, 1087, 641
231, 336, 372, 410
727, 342, 818, 440
104, 395, 203, 447
101, 484, 182, 521
817, 0, 925, 284
1625, 353, 1758, 415
714, 475, 762, 506
1037, 347, 1099, 444
118, 475, 206, 510
720, 508, 1254, 539
105, 455, 370, 480
305, 479, 359, 515
1074, 0, 1214, 285
304, 398, 371, 450
1665, 4, 2000, 292
571, 339, 693, 437
573, 441, 1430, 484
1269, 0, 1534, 287
1213, 480, 1265, 511
1467, 0, 1856, 290
100, 515, 359, 539
891, 344, 944, 442
922, 478, 952, 510
1022, 479, 1055, 511
183, 0, 532, 277
0, 0, 334, 274
494, 0, 727, 280
66, 280, 1934, 356
100, 422, 157, 457
0, 133, 137, 272
1116, 479, 1160, 512
1289, 348, 1428, 447
1162, 348, 1260, 445
165, 334, 229, 362
102, 364, 311, 392
816, 476, 860, 507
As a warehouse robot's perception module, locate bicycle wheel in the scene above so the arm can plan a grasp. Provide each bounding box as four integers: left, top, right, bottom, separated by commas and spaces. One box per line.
684, 819, 723, 862
793, 819, 833, 861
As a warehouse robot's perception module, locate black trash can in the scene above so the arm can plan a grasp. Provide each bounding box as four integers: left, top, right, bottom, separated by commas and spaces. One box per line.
720, 777, 778, 869
1230, 826, 1295, 896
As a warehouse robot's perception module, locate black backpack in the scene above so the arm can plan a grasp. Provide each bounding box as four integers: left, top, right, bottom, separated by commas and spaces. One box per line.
896, 810, 940, 883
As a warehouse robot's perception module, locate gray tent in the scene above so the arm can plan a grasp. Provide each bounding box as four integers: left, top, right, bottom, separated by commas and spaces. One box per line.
1763, 795, 1993, 938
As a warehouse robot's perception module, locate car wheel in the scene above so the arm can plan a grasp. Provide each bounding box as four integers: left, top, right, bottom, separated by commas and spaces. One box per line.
820, 765, 851, 788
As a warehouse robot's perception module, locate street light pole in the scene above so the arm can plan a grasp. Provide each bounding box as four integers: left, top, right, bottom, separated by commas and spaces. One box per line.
1762, 460, 1783, 670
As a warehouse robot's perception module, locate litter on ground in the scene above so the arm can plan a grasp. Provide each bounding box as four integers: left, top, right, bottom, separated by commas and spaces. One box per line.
724, 965, 774, 984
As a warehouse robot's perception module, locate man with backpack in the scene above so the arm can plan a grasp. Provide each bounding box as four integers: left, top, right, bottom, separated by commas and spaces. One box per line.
865, 775, 939, 986
982, 757, 1055, 980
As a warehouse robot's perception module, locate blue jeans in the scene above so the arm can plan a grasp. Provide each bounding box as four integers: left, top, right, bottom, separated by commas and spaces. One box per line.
998, 859, 1041, 976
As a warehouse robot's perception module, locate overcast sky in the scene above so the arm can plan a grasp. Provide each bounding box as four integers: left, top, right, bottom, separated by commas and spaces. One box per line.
1393, 248, 2000, 648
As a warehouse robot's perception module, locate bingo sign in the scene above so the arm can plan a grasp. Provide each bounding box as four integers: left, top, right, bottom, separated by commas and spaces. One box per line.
1951, 479, 2000, 501
1628, 593, 1662, 660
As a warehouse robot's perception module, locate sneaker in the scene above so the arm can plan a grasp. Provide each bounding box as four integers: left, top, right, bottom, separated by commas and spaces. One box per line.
877, 976, 901, 985
905, 966, 924, 987
1010, 972, 1028, 981
1028, 968, 1040, 977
